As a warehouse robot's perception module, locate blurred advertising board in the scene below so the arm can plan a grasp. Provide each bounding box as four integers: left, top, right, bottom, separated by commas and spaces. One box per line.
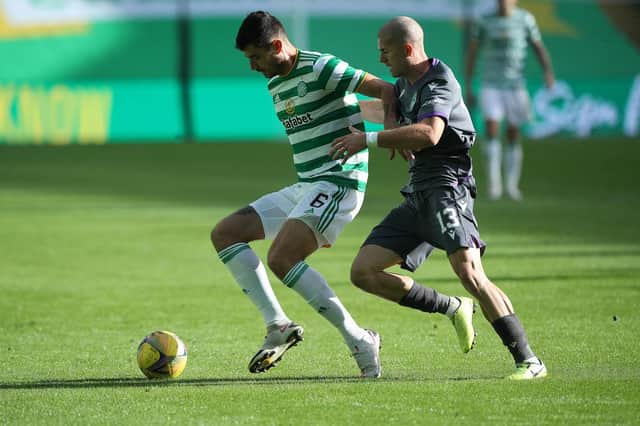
0, 0, 638, 144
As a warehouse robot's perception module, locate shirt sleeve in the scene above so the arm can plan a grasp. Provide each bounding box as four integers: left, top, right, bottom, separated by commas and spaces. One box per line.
314, 54, 366, 93
524, 11, 542, 43
416, 78, 456, 124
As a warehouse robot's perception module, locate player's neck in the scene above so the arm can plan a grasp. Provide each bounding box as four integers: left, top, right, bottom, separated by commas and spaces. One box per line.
281, 45, 299, 76
407, 57, 431, 85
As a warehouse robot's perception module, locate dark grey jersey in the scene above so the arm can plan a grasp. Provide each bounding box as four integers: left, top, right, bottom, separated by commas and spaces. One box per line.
395, 58, 476, 193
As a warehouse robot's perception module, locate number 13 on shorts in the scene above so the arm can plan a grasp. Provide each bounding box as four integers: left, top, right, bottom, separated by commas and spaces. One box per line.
436, 207, 461, 234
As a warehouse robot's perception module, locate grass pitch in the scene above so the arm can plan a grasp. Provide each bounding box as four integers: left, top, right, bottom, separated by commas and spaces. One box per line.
1, 139, 639, 424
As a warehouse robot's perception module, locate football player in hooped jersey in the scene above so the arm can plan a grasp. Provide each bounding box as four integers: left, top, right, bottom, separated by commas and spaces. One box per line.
465, 0, 555, 200
211, 10, 473, 378
331, 16, 547, 380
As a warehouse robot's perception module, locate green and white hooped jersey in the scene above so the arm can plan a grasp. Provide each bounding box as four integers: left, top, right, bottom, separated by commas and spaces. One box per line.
268, 50, 368, 192
470, 8, 542, 89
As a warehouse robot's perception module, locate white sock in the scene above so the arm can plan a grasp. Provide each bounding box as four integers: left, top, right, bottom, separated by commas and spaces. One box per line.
283, 261, 367, 349
445, 296, 461, 319
485, 139, 502, 198
218, 243, 289, 327
504, 143, 523, 194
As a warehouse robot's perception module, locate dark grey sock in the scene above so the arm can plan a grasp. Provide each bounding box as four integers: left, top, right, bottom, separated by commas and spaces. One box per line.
491, 314, 535, 364
399, 282, 450, 315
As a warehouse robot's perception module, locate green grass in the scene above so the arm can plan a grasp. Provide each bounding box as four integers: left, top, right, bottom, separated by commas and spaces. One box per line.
1, 139, 639, 425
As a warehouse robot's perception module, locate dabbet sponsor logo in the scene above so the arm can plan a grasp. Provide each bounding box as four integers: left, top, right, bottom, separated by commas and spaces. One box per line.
282, 113, 313, 130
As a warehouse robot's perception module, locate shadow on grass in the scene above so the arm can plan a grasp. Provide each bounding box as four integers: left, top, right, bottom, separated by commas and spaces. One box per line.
489, 248, 640, 259
0, 374, 495, 390
415, 266, 640, 285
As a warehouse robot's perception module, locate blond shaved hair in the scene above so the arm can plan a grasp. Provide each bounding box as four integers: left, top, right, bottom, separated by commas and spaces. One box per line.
378, 16, 424, 47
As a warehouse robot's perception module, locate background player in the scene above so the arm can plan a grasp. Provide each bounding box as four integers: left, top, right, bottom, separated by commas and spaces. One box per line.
465, 0, 555, 200
331, 16, 547, 380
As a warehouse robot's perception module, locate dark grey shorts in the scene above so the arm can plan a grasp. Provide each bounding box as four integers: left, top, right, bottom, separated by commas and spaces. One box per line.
363, 184, 486, 272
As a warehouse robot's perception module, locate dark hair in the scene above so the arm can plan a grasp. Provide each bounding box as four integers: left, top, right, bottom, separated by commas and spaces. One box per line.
235, 11, 287, 50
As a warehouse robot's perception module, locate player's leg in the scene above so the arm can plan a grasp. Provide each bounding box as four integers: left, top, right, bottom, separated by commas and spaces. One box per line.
448, 247, 546, 379
504, 125, 523, 200
350, 199, 476, 353
503, 88, 531, 200
268, 182, 380, 377
211, 188, 299, 373
479, 87, 504, 200
211, 205, 290, 328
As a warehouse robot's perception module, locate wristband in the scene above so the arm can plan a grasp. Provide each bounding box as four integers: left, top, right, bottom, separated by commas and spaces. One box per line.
365, 131, 378, 147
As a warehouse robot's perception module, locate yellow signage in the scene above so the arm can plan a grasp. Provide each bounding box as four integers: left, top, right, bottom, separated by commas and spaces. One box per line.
0, 85, 113, 144
0, 8, 87, 40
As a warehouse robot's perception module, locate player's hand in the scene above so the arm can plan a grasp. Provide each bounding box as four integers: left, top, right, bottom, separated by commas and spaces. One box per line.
388, 148, 414, 162
544, 71, 555, 89
330, 126, 366, 164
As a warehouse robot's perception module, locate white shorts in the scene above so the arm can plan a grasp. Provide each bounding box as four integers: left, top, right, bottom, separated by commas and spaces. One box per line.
479, 86, 531, 126
250, 181, 365, 248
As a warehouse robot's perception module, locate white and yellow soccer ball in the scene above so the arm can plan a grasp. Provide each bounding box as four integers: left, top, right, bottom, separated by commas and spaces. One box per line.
137, 330, 188, 379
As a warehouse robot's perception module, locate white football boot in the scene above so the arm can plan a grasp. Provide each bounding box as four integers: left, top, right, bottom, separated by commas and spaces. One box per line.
248, 322, 304, 373
352, 329, 382, 378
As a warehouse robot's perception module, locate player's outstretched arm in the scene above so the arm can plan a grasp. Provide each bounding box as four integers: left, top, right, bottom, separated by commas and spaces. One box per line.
464, 39, 480, 107
330, 116, 445, 164
355, 73, 397, 130
376, 116, 446, 151
359, 100, 384, 124
532, 40, 555, 88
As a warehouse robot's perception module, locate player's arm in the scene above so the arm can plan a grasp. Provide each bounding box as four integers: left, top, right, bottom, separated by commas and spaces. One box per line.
464, 38, 480, 107
376, 116, 445, 151
531, 40, 555, 88
355, 73, 398, 130
329, 117, 445, 163
358, 100, 384, 123
331, 76, 453, 162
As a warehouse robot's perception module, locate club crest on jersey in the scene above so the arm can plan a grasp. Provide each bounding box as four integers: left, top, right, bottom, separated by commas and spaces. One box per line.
285, 98, 296, 115
297, 81, 308, 97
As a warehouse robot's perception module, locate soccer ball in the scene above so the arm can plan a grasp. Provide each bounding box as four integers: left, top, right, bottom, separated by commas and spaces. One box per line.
137, 330, 188, 379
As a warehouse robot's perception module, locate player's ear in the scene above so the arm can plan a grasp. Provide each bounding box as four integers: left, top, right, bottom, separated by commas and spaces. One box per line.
271, 39, 283, 54
404, 43, 413, 57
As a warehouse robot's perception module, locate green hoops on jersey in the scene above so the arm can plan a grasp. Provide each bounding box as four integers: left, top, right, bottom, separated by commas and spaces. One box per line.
470, 8, 542, 89
268, 50, 369, 192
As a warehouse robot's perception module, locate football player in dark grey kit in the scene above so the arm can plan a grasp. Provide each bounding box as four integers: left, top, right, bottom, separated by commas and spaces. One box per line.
330, 16, 546, 380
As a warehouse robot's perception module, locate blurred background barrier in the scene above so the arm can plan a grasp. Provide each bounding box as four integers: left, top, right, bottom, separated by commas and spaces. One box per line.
0, 0, 638, 144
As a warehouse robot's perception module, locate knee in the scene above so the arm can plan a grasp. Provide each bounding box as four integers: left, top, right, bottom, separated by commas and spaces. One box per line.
210, 220, 237, 251
455, 266, 487, 298
210, 223, 224, 250
266, 246, 293, 280
350, 261, 377, 293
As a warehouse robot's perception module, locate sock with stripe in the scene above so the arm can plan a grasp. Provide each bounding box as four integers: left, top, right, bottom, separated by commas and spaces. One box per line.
283, 261, 368, 349
491, 313, 536, 364
399, 281, 455, 317
218, 243, 289, 327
